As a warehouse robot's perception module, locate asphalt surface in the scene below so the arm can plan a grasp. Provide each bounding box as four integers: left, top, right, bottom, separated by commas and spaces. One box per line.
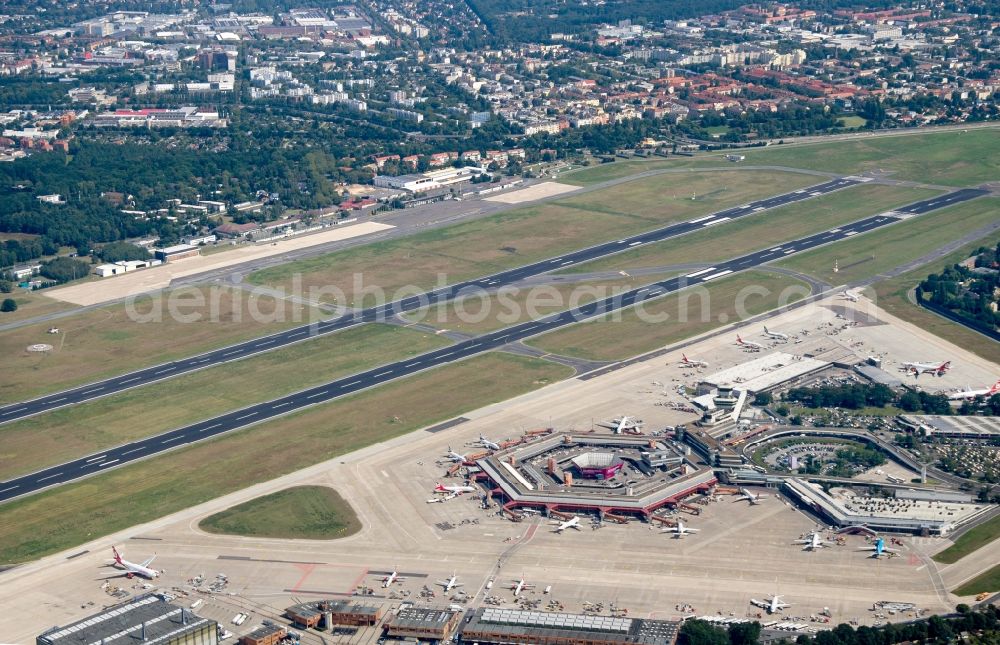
0, 187, 987, 504
0, 176, 864, 424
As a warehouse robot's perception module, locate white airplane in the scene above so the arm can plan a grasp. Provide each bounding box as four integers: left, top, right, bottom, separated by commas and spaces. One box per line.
611, 416, 642, 434
510, 577, 536, 596
947, 380, 1000, 401
109, 546, 159, 579
901, 361, 951, 376
551, 516, 582, 533
792, 532, 827, 551
841, 290, 860, 302
436, 573, 463, 592
444, 446, 467, 462
736, 487, 769, 505
434, 482, 476, 494
751, 595, 791, 614
736, 334, 763, 350
474, 435, 501, 451
662, 519, 700, 538
763, 326, 788, 341
858, 537, 898, 559
426, 492, 458, 503
680, 353, 709, 368
382, 568, 407, 587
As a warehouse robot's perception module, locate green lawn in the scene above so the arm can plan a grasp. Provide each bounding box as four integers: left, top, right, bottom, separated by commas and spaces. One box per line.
838, 116, 868, 129
0, 323, 451, 481
776, 197, 1000, 286
247, 169, 814, 303
954, 564, 1000, 597
0, 352, 572, 564
200, 486, 361, 540
557, 184, 936, 275
934, 514, 1000, 565
528, 271, 808, 362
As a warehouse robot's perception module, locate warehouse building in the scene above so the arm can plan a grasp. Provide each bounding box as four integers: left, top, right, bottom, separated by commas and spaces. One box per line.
459, 607, 679, 644
238, 623, 285, 645
37, 593, 218, 645
897, 415, 1000, 440
286, 599, 383, 630
154, 243, 200, 262
383, 607, 461, 641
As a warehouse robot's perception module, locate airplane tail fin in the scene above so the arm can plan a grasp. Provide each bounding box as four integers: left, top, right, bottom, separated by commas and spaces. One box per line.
112, 546, 123, 564
434, 482, 446, 492
990, 380, 1000, 394
939, 361, 951, 372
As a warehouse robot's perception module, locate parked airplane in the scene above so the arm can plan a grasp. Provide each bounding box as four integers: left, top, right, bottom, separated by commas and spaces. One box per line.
434, 482, 476, 494
510, 577, 536, 596
763, 326, 789, 341
382, 568, 407, 587
662, 520, 700, 538
792, 532, 827, 551
473, 435, 501, 451
436, 574, 463, 592
109, 546, 159, 579
859, 537, 898, 559
426, 492, 458, 503
680, 353, 709, 368
444, 446, 467, 462
736, 487, 769, 505
736, 334, 763, 350
947, 380, 1000, 401
551, 516, 582, 533
841, 290, 860, 302
751, 595, 791, 614
901, 361, 951, 376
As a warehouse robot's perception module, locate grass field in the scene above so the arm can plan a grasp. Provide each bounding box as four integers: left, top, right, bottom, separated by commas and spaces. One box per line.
247, 170, 816, 303
776, 197, 1000, 286
200, 486, 361, 540
933, 514, 1000, 565
556, 184, 936, 275
953, 564, 1000, 597
873, 234, 1000, 365
0, 353, 570, 564
0, 292, 80, 324
560, 128, 1000, 188
0, 324, 451, 480
0, 286, 324, 403
528, 271, 808, 361
401, 272, 680, 334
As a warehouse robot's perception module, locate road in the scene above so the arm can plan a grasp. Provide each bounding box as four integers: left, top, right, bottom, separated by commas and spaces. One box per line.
0, 176, 865, 423
0, 187, 986, 504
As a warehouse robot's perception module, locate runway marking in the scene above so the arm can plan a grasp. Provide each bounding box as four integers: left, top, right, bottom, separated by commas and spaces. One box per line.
628, 241, 642, 246
372, 370, 392, 378
222, 350, 241, 357
307, 390, 329, 399
0, 485, 19, 493
289, 331, 308, 338
702, 217, 730, 227
98, 460, 119, 468
85, 455, 107, 463
343, 380, 362, 387
120, 377, 141, 384
81, 387, 104, 395
560, 260, 573, 266
235, 412, 258, 421
37, 472, 62, 482
161, 435, 183, 444
685, 268, 715, 278
404, 361, 421, 367
689, 215, 715, 224
844, 231, 858, 236
48, 397, 66, 404
381, 470, 389, 478
1, 407, 27, 415
437, 352, 454, 358
255, 339, 277, 346
702, 270, 733, 281
153, 367, 175, 375
121, 447, 144, 456
199, 423, 222, 433
273, 402, 291, 409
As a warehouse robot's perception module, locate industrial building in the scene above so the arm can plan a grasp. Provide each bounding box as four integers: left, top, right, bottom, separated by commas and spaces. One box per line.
238, 623, 285, 645
37, 593, 218, 645
286, 599, 383, 630
459, 607, 679, 644
782, 477, 991, 535
696, 352, 830, 395
896, 415, 1000, 439
154, 244, 200, 262
383, 607, 461, 641
372, 166, 487, 193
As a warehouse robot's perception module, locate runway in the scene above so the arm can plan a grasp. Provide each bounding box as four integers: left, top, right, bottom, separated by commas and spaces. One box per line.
0, 176, 864, 424
0, 187, 986, 504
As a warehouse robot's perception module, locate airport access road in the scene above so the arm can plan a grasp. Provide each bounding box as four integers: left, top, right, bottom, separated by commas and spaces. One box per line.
0, 187, 986, 504
0, 176, 865, 424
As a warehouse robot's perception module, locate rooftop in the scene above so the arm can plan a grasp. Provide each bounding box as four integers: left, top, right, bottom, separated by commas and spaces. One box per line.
37, 594, 214, 645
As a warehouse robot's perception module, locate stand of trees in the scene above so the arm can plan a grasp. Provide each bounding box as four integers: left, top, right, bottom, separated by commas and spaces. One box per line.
784, 383, 953, 415
916, 243, 1000, 337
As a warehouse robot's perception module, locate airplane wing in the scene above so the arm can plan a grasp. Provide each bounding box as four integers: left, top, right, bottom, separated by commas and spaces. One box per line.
141, 554, 156, 568
686, 528, 700, 533
750, 599, 766, 609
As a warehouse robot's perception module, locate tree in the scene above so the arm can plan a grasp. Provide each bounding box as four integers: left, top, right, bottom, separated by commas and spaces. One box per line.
0, 280, 11, 293
728, 621, 761, 645
679, 619, 730, 645
1, 298, 17, 312
96, 242, 150, 263
40, 257, 90, 283
754, 392, 774, 406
